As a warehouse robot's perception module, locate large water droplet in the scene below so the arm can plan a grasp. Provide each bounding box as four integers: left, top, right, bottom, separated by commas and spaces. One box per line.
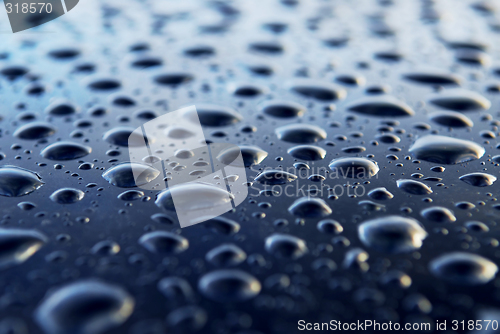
34, 280, 134, 334
155, 183, 234, 211
368, 187, 394, 200
265, 233, 308, 258
206, 244, 247, 267
154, 73, 194, 86
102, 163, 160, 187
158, 277, 194, 302
409, 135, 485, 164
13, 122, 56, 140
288, 197, 332, 218
198, 270, 261, 302
421, 206, 456, 223
261, 100, 306, 118
88, 78, 121, 91
139, 231, 189, 254
41, 142, 92, 160
428, 111, 473, 128
329, 157, 379, 178
0, 228, 47, 269
428, 89, 491, 111
184, 104, 242, 126
203, 217, 240, 235
237, 146, 268, 166
117, 190, 144, 201
289, 80, 347, 101
346, 96, 414, 117
402, 71, 461, 86
287, 145, 326, 160
429, 252, 498, 285
459, 172, 497, 187
45, 100, 78, 116
103, 127, 151, 147
0, 166, 44, 197
397, 179, 433, 195
275, 124, 327, 143
50, 188, 85, 204
358, 216, 427, 253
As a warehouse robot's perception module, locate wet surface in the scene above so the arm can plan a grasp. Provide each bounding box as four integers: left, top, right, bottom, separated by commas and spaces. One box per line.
0, 0, 499, 333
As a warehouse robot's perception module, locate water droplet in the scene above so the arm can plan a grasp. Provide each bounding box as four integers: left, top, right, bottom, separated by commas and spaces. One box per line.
102, 163, 160, 187
185, 104, 243, 127
238, 146, 268, 166
465, 221, 489, 233
421, 206, 456, 223
317, 219, 343, 234
402, 71, 461, 86
203, 217, 240, 235
429, 252, 497, 285
336, 74, 365, 86
288, 197, 332, 218
17, 201, 36, 210
50, 188, 85, 204
376, 133, 401, 144
1, 65, 28, 80
275, 124, 327, 143
329, 157, 379, 178
261, 100, 306, 118
409, 135, 485, 164
265, 233, 308, 258
254, 170, 297, 184
45, 100, 78, 116
358, 215, 427, 253
158, 277, 194, 302
198, 270, 261, 302
34, 280, 134, 334
397, 179, 433, 195
13, 122, 56, 140
0, 166, 44, 197
40, 142, 92, 160
206, 244, 247, 267
48, 48, 80, 60
166, 306, 207, 332
103, 127, 150, 147
368, 187, 394, 200
0, 228, 46, 269
91, 240, 120, 255
429, 111, 473, 128
139, 231, 189, 254
88, 78, 121, 91
131, 57, 162, 69
428, 89, 491, 111
287, 145, 326, 161
249, 41, 284, 54
289, 80, 347, 101
232, 84, 264, 98
155, 183, 234, 213
117, 189, 144, 201
346, 96, 414, 117
459, 172, 497, 187
154, 73, 194, 86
